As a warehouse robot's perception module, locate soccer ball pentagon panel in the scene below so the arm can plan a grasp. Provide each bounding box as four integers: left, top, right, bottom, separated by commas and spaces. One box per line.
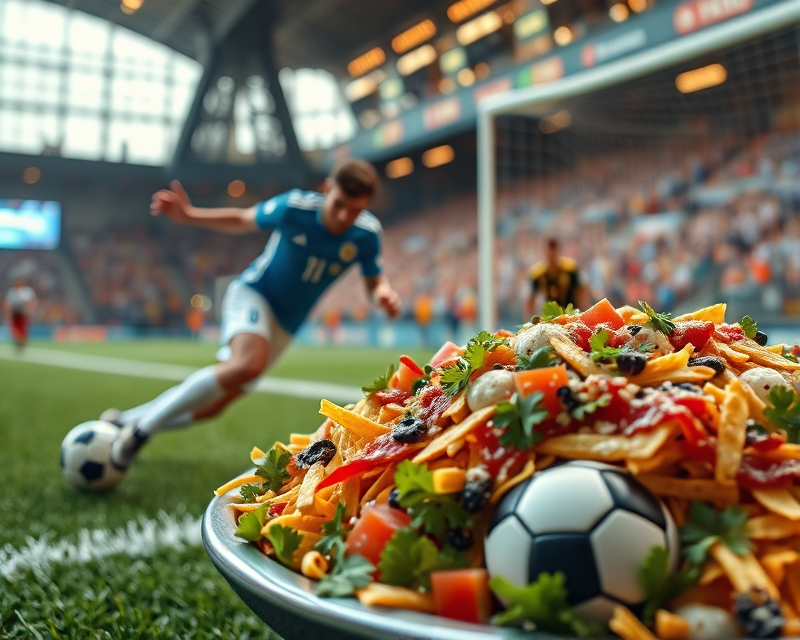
60, 420, 126, 490
485, 461, 678, 622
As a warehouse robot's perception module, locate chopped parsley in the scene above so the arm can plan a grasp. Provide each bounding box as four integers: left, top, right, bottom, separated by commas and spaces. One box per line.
316, 545, 375, 598
495, 392, 549, 450
639, 301, 675, 335
589, 329, 624, 363
394, 460, 471, 541
315, 503, 347, 557
239, 483, 266, 503
267, 525, 303, 569
362, 363, 396, 395
764, 386, 800, 444
639, 546, 700, 622
254, 447, 292, 493
739, 316, 758, 340
440, 330, 507, 397
539, 301, 580, 323
637, 341, 655, 353
233, 504, 269, 542
516, 346, 561, 371
680, 502, 751, 566
571, 393, 611, 421
490, 573, 601, 636
378, 528, 467, 590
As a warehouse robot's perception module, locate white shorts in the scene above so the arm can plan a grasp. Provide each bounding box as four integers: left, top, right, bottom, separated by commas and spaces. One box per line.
217, 280, 292, 368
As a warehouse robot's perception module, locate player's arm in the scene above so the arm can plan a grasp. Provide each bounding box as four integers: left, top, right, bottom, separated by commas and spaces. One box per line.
150, 180, 258, 234
364, 274, 401, 319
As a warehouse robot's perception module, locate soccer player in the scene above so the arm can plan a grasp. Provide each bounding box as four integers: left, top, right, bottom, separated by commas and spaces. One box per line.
525, 238, 589, 318
105, 159, 401, 471
4, 277, 37, 353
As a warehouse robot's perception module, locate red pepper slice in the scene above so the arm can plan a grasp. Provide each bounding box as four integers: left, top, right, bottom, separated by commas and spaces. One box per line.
316, 434, 415, 491
669, 321, 714, 351
737, 456, 800, 490
399, 355, 424, 376
268, 502, 287, 516
375, 389, 412, 406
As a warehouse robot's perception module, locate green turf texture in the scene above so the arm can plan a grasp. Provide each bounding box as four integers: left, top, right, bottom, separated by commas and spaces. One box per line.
0, 341, 432, 639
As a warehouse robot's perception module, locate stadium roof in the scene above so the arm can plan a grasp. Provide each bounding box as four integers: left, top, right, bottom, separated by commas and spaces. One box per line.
42, 0, 448, 74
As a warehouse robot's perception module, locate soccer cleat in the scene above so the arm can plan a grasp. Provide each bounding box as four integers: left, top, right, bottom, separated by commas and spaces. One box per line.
99, 408, 124, 428
110, 422, 149, 471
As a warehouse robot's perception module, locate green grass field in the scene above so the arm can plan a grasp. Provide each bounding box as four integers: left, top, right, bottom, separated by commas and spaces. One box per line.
0, 341, 432, 639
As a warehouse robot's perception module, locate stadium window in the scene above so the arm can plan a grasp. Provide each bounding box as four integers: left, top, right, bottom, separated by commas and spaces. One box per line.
279, 68, 357, 151
609, 4, 630, 22
0, 0, 201, 165
422, 145, 455, 168
675, 64, 727, 93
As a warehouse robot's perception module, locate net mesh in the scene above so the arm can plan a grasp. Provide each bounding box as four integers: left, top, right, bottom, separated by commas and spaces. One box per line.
491, 25, 800, 325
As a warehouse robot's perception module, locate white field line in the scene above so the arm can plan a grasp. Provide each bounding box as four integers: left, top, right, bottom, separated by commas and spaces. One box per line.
0, 511, 202, 580
0, 345, 361, 404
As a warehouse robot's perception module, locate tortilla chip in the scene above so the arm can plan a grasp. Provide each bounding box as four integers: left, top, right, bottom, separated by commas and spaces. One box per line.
761, 550, 799, 587
412, 406, 495, 464
710, 542, 779, 598
715, 378, 748, 484
674, 303, 726, 324
747, 514, 800, 540
297, 462, 326, 515
729, 340, 800, 371
752, 488, 800, 521
550, 334, 604, 377
637, 475, 739, 506
536, 424, 675, 461
442, 391, 470, 424
490, 458, 535, 504
320, 399, 391, 439
609, 606, 658, 640
356, 583, 436, 613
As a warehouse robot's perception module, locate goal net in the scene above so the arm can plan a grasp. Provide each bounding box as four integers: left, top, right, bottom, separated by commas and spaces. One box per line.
477, 3, 800, 331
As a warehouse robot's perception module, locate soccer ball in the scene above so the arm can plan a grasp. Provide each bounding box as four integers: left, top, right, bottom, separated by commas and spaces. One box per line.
485, 461, 678, 622
60, 421, 126, 490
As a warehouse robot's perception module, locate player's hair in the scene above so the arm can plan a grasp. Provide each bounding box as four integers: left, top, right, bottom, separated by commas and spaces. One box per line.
546, 238, 559, 250
330, 159, 379, 199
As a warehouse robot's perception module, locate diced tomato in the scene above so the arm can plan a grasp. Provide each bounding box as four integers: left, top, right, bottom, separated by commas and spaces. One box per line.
670, 321, 714, 351
581, 298, 624, 330
430, 341, 463, 369
715, 324, 744, 343
430, 569, 492, 624
268, 502, 287, 517
345, 504, 411, 567
399, 355, 424, 376
792, 345, 800, 357
606, 329, 633, 349
513, 365, 569, 416
567, 322, 593, 352
389, 361, 424, 393
375, 389, 412, 406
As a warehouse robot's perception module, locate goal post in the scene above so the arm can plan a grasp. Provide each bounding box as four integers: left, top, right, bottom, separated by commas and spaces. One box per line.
477, 0, 800, 331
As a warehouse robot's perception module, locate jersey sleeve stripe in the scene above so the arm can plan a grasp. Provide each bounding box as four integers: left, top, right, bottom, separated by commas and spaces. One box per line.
287, 191, 324, 210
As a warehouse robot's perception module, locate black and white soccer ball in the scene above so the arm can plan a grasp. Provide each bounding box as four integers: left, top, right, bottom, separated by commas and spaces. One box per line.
485, 461, 678, 622
60, 421, 126, 490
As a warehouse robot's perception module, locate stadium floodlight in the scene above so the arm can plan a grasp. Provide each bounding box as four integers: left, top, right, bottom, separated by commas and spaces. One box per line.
456, 11, 503, 46
397, 45, 437, 76
347, 48, 386, 78
476, 0, 800, 331
386, 157, 414, 178
448, 0, 497, 24
422, 145, 455, 168
392, 19, 438, 54
675, 63, 727, 93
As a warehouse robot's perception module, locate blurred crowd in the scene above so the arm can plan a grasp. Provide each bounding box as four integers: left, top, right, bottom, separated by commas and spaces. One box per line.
3, 127, 800, 331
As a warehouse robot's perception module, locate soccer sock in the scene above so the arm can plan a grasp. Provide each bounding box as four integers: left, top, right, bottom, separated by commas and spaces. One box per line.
136, 366, 225, 436
118, 388, 180, 425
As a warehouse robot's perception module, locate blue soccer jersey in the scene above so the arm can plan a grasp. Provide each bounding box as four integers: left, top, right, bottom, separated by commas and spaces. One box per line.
239, 189, 383, 334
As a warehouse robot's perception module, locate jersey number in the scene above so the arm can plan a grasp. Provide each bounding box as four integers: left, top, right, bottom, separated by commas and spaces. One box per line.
301, 256, 327, 283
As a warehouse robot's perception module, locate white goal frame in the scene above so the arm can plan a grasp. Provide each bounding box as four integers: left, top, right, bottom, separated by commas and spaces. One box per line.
476, 0, 800, 331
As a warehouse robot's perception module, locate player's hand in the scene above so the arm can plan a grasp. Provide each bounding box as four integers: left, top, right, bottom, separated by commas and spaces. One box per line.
374, 284, 401, 319
150, 180, 194, 224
